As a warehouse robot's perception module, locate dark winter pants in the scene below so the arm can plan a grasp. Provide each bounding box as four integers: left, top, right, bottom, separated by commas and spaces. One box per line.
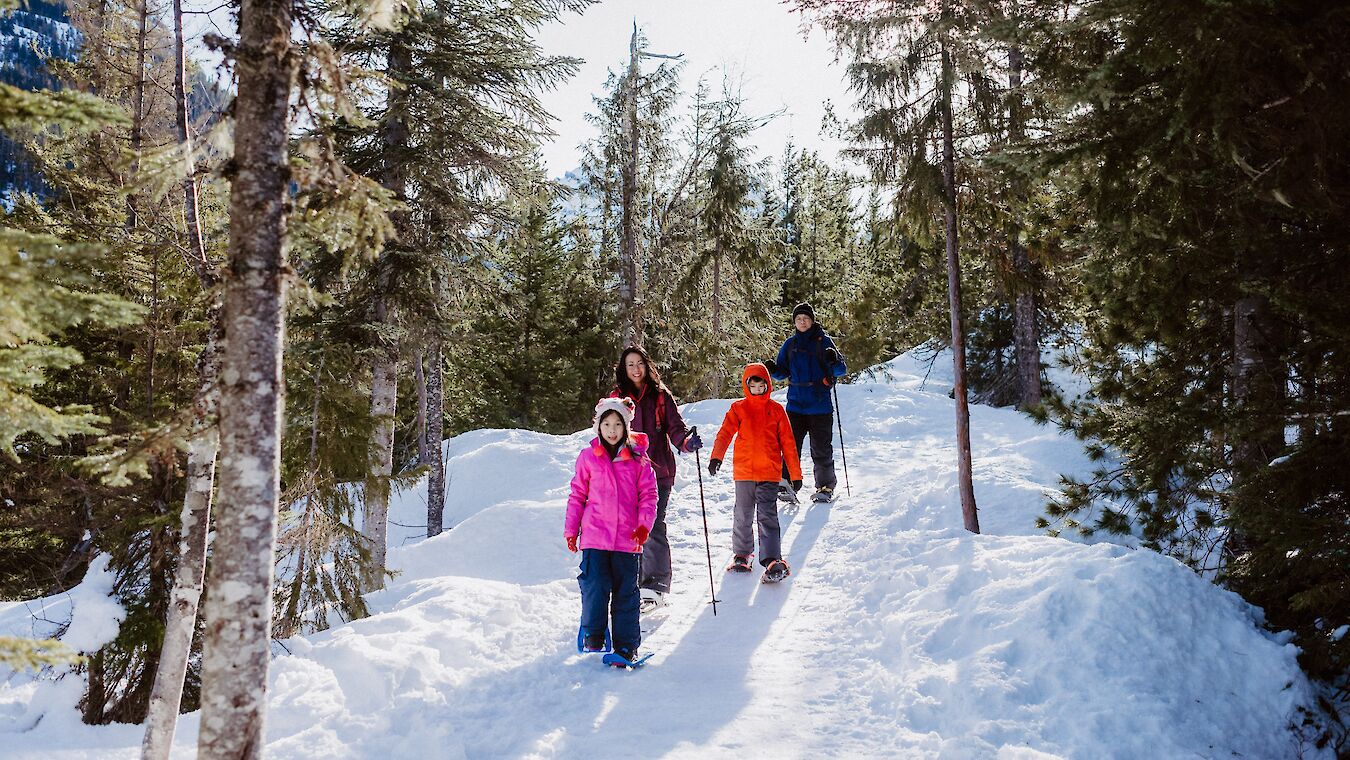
639, 482, 674, 594
782, 410, 837, 490
732, 480, 781, 566
578, 548, 641, 653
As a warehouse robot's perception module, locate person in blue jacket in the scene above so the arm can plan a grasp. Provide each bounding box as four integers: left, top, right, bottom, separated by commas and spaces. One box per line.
764, 302, 847, 503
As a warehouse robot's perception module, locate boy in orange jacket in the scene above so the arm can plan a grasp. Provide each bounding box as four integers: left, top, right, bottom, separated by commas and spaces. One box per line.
708, 363, 803, 582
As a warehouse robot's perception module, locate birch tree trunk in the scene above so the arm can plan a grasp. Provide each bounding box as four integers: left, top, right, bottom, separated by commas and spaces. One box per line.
940, 20, 980, 534
1007, 45, 1042, 410
142, 323, 220, 760
195, 0, 294, 756
141, 4, 222, 754
425, 341, 446, 537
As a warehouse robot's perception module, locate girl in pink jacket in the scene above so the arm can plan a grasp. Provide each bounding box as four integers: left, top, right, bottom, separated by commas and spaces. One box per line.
565, 397, 658, 664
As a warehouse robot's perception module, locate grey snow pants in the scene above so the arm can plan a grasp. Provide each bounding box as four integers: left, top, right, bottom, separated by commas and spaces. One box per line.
639, 482, 673, 594
732, 480, 782, 566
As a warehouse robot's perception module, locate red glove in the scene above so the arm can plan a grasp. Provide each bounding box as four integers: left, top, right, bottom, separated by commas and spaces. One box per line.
566, 535, 578, 553
632, 525, 650, 546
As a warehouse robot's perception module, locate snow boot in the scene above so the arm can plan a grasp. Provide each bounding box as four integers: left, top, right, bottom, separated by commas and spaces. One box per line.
761, 558, 791, 584
582, 633, 607, 652
610, 647, 640, 667
811, 485, 835, 503
777, 478, 799, 504
726, 555, 753, 573
639, 588, 666, 614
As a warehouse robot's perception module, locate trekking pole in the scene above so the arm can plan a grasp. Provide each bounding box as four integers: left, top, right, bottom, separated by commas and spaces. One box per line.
832, 384, 851, 496
690, 427, 720, 615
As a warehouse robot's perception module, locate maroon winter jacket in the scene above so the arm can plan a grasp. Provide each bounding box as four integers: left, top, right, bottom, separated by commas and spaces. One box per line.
609, 383, 691, 488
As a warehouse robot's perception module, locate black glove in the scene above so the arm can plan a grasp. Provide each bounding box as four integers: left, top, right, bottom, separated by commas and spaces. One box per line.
791, 479, 803, 492
825, 347, 840, 364
708, 458, 722, 476
763, 358, 780, 375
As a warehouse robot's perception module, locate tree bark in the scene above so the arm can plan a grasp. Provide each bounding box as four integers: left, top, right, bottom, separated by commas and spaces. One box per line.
940, 22, 980, 534
141, 4, 224, 754
620, 25, 641, 346
1007, 45, 1042, 410
142, 321, 220, 760
174, 0, 211, 281
195, 1, 294, 756
425, 341, 446, 537
364, 319, 396, 591
362, 32, 413, 591
414, 352, 430, 466
712, 239, 724, 397
125, 0, 149, 232
1230, 247, 1285, 555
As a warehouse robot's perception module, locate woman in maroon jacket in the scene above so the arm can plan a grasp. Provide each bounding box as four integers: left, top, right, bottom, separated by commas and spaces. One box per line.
611, 346, 703, 613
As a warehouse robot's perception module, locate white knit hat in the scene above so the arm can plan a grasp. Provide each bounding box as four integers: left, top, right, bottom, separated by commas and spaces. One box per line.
593, 396, 636, 439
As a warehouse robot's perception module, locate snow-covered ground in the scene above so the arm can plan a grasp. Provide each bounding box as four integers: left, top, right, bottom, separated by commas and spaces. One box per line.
0, 351, 1328, 758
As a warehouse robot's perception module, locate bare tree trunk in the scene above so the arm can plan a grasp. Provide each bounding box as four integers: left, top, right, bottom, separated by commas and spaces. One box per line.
195, 1, 294, 756
141, 4, 223, 753
364, 320, 396, 591
125, 0, 149, 232
712, 239, 723, 397
174, 0, 210, 280
426, 341, 446, 537
940, 22, 980, 534
1007, 45, 1042, 410
414, 352, 430, 465
1230, 248, 1285, 556
142, 321, 221, 760
362, 33, 412, 592
620, 25, 641, 346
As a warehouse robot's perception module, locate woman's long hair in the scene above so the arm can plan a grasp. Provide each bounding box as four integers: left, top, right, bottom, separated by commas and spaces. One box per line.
614, 345, 665, 399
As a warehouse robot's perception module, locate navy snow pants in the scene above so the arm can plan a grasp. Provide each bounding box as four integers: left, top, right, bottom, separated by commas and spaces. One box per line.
578, 548, 641, 653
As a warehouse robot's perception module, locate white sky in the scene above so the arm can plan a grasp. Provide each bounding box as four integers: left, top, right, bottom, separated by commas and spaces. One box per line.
534, 0, 855, 178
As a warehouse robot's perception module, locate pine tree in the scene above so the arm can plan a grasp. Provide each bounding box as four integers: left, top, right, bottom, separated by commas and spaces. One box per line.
314, 0, 588, 588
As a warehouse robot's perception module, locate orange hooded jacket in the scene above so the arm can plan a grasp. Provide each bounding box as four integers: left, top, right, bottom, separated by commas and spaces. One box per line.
710, 363, 803, 483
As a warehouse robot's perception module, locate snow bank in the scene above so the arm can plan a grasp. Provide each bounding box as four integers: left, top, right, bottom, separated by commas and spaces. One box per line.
0, 554, 126, 739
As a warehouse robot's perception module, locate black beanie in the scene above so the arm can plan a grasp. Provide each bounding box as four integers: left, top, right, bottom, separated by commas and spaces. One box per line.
792, 302, 816, 322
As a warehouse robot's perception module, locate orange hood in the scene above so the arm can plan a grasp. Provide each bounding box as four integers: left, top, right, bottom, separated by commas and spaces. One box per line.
741, 363, 773, 398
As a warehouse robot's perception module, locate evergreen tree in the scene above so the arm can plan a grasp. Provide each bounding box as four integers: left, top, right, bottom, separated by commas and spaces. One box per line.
1023, 0, 1350, 694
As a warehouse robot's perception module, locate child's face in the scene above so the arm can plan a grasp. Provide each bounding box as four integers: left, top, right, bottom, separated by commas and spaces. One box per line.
748, 377, 769, 396
599, 412, 626, 444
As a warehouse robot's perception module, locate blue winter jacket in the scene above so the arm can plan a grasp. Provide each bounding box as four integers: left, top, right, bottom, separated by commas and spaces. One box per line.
770, 324, 847, 415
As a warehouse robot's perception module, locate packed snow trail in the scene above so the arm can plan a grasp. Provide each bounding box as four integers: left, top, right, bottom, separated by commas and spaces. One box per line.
0, 353, 1327, 758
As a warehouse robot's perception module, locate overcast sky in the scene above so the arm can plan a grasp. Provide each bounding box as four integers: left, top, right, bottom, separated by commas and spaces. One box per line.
534, 0, 855, 178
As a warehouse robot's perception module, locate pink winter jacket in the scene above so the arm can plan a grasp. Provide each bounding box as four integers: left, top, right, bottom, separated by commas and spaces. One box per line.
565, 432, 659, 553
